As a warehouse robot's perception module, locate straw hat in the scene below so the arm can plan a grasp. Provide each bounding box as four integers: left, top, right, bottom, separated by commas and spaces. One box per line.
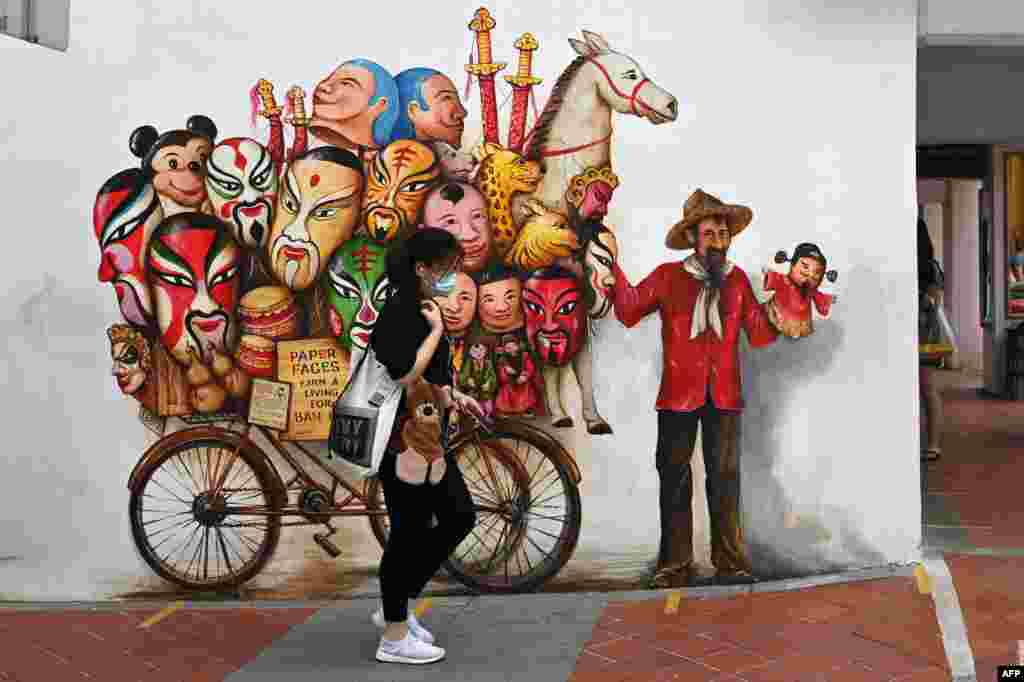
665, 189, 753, 250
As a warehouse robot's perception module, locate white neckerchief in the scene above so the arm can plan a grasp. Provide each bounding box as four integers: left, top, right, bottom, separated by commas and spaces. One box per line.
683, 254, 735, 340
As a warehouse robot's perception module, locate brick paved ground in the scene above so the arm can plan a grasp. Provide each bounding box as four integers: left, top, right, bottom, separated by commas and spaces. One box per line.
0, 607, 316, 681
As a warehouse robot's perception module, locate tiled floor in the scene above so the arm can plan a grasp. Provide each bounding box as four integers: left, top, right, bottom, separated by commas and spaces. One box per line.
0, 607, 317, 681
571, 369, 1024, 681
569, 579, 950, 681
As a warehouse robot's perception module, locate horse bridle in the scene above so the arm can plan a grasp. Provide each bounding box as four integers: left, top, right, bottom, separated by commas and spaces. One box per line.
534, 55, 658, 159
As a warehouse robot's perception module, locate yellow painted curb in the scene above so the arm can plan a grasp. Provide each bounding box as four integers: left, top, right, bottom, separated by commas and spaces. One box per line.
138, 601, 185, 629
414, 598, 432, 617
664, 591, 681, 615
914, 565, 932, 595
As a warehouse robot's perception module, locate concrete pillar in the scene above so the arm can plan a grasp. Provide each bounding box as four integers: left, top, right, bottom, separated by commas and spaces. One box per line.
949, 179, 984, 373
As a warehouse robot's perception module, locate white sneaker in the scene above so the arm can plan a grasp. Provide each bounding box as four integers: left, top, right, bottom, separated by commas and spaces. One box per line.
371, 606, 435, 644
375, 632, 446, 664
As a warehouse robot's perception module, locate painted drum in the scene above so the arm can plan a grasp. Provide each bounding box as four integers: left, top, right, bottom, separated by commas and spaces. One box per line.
239, 286, 301, 341
236, 334, 276, 378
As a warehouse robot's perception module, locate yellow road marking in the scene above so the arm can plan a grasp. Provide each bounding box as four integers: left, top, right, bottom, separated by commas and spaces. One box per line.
664, 591, 681, 615
138, 601, 185, 629
914, 565, 932, 595
414, 598, 432, 617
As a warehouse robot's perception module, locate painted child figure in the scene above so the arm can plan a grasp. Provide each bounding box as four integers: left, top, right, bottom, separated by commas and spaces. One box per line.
762, 242, 839, 339
457, 336, 498, 419
494, 333, 540, 418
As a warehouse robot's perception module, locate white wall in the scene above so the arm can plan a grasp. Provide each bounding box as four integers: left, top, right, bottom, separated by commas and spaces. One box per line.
0, 0, 920, 599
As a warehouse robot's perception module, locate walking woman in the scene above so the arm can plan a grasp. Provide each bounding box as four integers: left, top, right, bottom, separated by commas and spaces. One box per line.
368, 227, 485, 664
919, 217, 946, 462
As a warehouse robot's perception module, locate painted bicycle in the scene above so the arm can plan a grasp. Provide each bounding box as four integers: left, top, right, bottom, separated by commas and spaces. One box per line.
127, 415, 582, 594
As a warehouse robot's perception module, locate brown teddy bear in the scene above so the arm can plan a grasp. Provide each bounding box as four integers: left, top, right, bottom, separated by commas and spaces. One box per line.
395, 378, 447, 485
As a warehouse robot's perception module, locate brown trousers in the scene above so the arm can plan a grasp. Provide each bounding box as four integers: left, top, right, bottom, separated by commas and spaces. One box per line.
655, 402, 751, 574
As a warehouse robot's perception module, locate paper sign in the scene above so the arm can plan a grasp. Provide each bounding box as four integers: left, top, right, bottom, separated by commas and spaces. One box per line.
248, 378, 292, 431
276, 338, 350, 440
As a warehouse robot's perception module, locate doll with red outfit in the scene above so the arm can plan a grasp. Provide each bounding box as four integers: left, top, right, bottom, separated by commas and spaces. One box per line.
762, 242, 838, 339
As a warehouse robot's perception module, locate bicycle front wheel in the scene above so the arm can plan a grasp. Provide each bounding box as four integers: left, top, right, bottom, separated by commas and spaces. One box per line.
444, 420, 582, 593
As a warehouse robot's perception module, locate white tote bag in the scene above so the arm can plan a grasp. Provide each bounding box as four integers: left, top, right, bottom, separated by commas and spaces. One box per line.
328, 345, 404, 477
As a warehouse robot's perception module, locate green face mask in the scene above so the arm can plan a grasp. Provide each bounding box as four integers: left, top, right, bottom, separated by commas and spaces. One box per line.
324, 236, 390, 350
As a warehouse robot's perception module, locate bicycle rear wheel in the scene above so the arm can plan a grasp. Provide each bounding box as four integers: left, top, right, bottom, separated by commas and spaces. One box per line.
128, 429, 285, 591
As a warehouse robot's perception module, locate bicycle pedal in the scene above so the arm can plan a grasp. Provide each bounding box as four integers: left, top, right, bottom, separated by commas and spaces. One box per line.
313, 533, 342, 558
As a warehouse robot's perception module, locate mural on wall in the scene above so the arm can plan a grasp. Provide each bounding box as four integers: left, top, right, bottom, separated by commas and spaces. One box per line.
91, 7, 839, 596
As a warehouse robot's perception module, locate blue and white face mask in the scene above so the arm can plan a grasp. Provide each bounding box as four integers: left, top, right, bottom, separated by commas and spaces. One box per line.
432, 270, 458, 296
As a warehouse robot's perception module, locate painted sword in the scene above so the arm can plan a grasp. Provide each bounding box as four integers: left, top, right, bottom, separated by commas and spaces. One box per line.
505, 32, 542, 153
465, 7, 506, 146
253, 79, 286, 172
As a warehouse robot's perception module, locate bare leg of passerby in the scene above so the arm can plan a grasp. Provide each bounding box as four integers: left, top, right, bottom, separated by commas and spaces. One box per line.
921, 367, 942, 461
383, 622, 410, 641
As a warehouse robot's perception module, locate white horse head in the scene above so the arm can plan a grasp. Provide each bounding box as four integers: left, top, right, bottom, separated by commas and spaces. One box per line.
568, 30, 678, 125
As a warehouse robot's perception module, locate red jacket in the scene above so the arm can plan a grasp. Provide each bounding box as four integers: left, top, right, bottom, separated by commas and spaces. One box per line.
612, 261, 778, 412
763, 270, 834, 319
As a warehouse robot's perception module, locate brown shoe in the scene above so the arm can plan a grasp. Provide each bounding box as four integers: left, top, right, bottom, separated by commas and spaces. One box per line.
649, 564, 705, 588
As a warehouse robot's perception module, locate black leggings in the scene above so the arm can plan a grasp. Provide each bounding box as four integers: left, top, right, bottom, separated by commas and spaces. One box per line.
377, 448, 476, 622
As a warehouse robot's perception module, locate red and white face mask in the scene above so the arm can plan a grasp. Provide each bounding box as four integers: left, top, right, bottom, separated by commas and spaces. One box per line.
522, 273, 586, 367
205, 137, 279, 249
93, 169, 164, 328
147, 214, 241, 365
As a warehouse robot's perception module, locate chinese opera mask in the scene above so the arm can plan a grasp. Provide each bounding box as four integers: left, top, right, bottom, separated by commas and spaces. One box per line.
577, 219, 620, 319
566, 165, 620, 221
129, 115, 218, 215
362, 140, 440, 243
147, 213, 241, 365
439, 272, 477, 337
476, 266, 523, 334
423, 182, 492, 273
325, 236, 389, 350
93, 168, 164, 328
522, 267, 586, 367
206, 137, 279, 249
107, 324, 151, 395
268, 146, 364, 291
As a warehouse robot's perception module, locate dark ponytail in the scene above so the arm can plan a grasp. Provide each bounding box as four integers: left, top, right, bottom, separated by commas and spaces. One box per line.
385, 227, 462, 301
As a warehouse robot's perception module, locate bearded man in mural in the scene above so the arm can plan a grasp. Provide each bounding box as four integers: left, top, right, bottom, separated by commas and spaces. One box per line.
392, 68, 469, 148
361, 139, 441, 243
325, 236, 389, 351
611, 189, 784, 588
93, 168, 165, 329
268, 146, 364, 335
309, 58, 400, 157
147, 212, 242, 367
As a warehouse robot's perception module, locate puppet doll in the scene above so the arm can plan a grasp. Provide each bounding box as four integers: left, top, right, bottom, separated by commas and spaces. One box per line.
762, 242, 839, 339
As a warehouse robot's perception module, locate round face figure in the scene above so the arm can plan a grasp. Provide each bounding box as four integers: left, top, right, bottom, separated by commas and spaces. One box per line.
93, 169, 164, 328
147, 214, 241, 365
789, 256, 825, 288
206, 138, 279, 249
325, 237, 389, 350
362, 140, 440, 243
423, 183, 492, 272
579, 180, 616, 220
522, 273, 586, 367
107, 325, 150, 396
469, 342, 488, 361
269, 152, 363, 291
408, 74, 468, 148
432, 141, 477, 182
439, 272, 477, 336
583, 227, 620, 319
151, 137, 212, 209
477, 276, 523, 334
